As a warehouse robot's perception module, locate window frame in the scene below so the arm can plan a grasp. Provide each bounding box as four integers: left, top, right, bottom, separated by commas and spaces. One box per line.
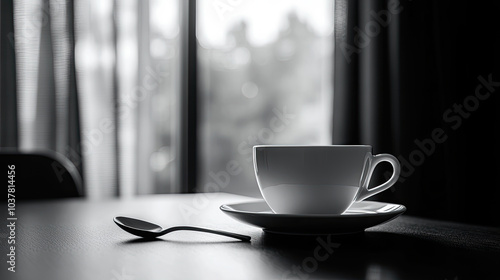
179, 0, 198, 193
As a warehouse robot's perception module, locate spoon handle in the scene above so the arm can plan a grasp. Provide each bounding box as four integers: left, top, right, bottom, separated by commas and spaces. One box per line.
164, 226, 251, 242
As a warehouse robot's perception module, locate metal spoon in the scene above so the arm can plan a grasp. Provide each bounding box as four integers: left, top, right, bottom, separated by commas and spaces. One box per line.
114, 216, 251, 242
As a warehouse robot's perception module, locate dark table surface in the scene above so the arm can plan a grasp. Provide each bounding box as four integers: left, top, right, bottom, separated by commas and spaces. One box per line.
2, 193, 499, 280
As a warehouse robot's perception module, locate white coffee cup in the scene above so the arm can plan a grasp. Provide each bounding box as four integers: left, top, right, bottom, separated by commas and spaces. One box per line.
253, 145, 401, 214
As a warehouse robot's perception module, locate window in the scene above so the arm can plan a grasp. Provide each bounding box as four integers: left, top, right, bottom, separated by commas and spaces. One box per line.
196, 0, 334, 196
7, 0, 333, 197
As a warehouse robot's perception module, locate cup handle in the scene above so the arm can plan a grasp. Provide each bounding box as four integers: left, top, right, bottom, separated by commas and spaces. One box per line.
355, 154, 401, 202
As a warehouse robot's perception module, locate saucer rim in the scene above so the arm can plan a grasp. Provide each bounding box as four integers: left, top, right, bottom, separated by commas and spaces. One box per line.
220, 200, 406, 218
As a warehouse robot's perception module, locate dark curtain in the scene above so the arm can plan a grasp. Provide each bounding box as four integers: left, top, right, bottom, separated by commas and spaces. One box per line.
334, 0, 500, 226
0, 0, 18, 148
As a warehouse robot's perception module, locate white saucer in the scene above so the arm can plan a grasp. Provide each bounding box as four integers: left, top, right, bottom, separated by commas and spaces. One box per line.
220, 200, 406, 235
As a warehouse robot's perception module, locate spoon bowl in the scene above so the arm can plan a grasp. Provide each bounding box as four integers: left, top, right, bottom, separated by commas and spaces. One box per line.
114, 216, 251, 242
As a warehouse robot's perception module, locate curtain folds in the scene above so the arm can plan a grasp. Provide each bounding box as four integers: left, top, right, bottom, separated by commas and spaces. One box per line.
333, 0, 500, 226
2, 0, 180, 198
10, 0, 85, 189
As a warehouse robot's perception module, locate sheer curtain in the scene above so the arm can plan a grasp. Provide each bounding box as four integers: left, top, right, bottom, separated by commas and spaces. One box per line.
1, 0, 180, 198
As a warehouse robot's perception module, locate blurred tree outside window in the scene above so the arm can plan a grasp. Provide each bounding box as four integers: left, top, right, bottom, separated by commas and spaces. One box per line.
197, 0, 334, 197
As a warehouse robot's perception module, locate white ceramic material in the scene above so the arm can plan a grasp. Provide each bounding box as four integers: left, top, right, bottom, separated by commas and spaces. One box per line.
220, 200, 406, 235
253, 145, 401, 214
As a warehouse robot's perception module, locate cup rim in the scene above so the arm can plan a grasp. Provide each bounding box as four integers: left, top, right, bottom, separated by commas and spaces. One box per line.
253, 145, 372, 149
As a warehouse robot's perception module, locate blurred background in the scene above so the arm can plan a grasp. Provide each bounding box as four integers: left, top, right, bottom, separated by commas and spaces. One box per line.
197, 0, 334, 196
2, 0, 182, 198
1, 0, 499, 226
0, 0, 334, 199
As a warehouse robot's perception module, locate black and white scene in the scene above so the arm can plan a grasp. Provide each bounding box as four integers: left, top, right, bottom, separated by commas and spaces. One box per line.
0, 0, 499, 279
